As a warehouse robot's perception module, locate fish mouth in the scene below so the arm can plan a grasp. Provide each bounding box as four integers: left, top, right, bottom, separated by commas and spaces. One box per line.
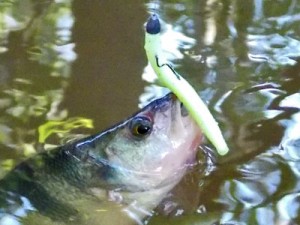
144, 92, 199, 137
149, 92, 189, 117
138, 90, 202, 148
180, 102, 189, 117
149, 92, 177, 113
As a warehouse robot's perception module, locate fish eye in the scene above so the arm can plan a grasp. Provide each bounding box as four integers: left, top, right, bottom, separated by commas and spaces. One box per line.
129, 116, 153, 138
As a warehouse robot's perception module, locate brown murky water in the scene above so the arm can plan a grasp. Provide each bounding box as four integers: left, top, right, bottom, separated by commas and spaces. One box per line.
1, 0, 300, 224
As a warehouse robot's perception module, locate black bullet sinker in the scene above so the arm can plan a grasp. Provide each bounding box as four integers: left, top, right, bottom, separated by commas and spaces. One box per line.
146, 14, 161, 34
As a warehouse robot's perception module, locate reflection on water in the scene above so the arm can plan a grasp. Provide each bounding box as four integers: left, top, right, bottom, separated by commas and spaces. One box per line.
0, 0, 300, 224
0, 0, 79, 177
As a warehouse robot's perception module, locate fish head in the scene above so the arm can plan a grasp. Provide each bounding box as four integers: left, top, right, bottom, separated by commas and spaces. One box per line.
76, 93, 202, 192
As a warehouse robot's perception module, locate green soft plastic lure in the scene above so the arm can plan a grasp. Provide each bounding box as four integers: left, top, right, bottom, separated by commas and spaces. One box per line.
144, 14, 229, 155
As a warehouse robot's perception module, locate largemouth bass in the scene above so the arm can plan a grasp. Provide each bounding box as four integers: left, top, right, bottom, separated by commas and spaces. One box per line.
0, 93, 202, 225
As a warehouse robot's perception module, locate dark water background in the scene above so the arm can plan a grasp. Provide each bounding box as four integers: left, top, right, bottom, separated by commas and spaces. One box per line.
1, 0, 300, 224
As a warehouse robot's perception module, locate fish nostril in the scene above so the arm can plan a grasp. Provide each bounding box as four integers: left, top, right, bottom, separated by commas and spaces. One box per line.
180, 102, 189, 117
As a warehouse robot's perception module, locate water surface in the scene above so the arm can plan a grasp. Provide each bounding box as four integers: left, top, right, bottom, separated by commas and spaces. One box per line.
1, 0, 300, 224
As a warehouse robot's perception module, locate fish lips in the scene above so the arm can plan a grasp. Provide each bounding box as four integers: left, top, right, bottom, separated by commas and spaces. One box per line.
145, 92, 189, 118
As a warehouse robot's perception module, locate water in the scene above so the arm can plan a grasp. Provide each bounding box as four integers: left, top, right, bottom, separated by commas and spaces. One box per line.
1, 0, 300, 224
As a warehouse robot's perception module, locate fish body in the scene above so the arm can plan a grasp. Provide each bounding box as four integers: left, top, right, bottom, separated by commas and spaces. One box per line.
0, 93, 202, 225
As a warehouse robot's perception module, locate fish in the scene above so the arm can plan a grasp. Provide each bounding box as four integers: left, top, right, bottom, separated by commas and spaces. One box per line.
0, 92, 202, 225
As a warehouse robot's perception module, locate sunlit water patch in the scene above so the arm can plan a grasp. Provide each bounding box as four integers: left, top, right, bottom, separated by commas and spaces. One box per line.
247, 34, 300, 68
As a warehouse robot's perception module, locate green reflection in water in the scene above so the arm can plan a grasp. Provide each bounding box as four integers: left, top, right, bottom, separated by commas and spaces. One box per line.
1, 159, 14, 173
38, 117, 93, 143
0, 0, 78, 179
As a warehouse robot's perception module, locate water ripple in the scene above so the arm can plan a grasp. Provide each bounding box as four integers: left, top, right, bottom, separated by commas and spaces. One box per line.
247, 34, 300, 68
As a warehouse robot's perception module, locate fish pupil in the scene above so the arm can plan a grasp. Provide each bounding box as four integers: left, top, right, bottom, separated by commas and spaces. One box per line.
137, 124, 151, 135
